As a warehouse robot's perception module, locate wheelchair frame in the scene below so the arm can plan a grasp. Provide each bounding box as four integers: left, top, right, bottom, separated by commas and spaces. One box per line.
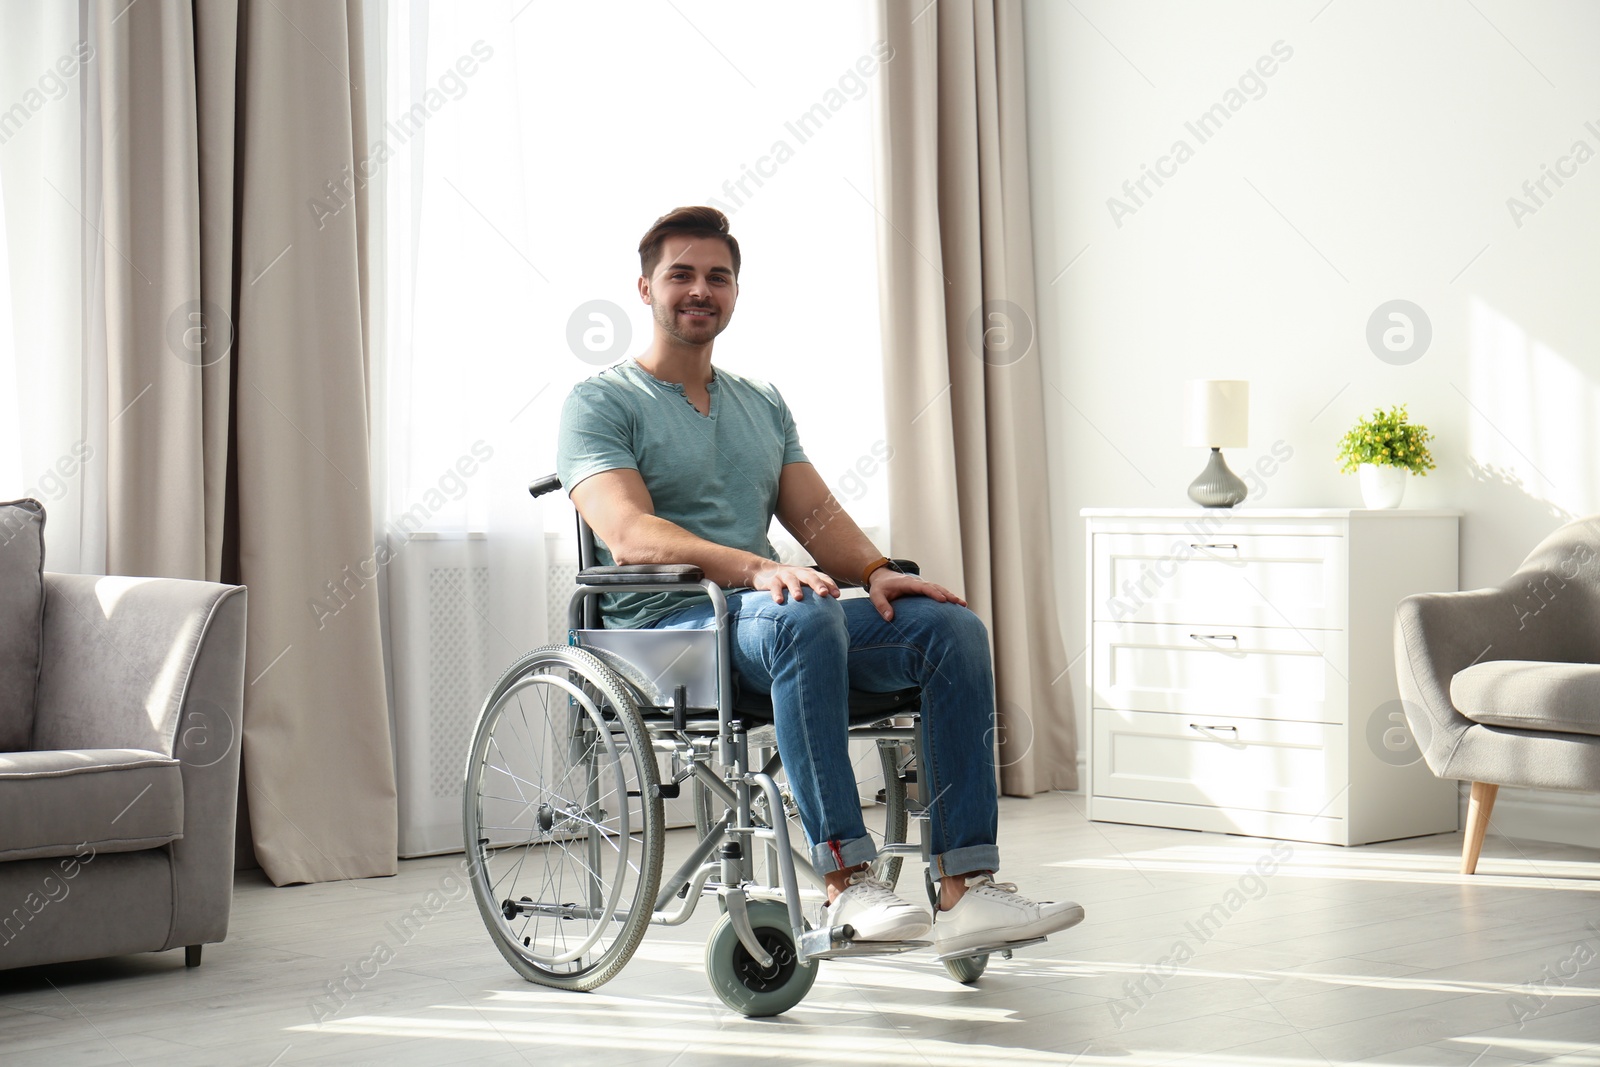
460, 476, 1004, 1015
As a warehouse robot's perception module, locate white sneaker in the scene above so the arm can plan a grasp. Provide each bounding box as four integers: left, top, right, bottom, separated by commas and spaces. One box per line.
818, 869, 933, 941
933, 875, 1084, 956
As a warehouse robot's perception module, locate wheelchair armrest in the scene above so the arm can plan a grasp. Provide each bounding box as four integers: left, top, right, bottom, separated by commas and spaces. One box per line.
574, 557, 915, 589
578, 564, 705, 585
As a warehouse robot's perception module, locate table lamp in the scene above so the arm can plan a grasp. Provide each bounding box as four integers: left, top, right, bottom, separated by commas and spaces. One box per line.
1183, 379, 1249, 507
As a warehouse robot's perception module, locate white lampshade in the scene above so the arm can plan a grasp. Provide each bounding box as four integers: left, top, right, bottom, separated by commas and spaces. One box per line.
1182, 380, 1249, 448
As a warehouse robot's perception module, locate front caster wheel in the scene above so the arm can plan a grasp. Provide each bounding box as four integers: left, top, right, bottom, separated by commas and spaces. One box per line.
705, 901, 817, 1016
942, 952, 989, 983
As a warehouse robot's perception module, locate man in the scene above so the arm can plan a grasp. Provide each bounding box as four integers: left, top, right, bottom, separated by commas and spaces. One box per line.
557, 206, 1082, 956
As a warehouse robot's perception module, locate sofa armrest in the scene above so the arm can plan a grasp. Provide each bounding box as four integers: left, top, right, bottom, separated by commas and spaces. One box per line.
34, 574, 245, 754
35, 573, 248, 953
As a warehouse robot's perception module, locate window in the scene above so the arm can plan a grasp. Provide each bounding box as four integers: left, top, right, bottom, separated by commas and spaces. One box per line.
373, 2, 890, 550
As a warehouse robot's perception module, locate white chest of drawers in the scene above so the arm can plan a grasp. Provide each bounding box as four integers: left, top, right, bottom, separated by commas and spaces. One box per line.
1082, 508, 1460, 846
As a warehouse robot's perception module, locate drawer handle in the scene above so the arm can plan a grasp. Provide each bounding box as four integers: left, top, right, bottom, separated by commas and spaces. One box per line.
1189, 542, 1238, 550
1189, 633, 1239, 643
1189, 723, 1240, 734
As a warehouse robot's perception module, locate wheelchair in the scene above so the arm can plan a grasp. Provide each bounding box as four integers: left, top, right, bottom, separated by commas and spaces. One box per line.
461, 475, 1036, 1015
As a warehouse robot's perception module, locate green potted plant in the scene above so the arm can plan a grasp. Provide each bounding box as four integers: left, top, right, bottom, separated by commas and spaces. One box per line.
1337, 405, 1436, 508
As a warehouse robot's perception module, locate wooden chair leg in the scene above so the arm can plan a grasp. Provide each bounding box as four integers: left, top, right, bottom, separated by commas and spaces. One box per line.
1461, 782, 1498, 875
185, 945, 202, 968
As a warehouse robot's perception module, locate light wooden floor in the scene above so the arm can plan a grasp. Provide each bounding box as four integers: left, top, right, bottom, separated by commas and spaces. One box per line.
4, 791, 1600, 1066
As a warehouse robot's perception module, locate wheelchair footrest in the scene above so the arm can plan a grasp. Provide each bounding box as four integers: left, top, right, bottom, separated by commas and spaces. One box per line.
798, 927, 931, 960
933, 935, 1047, 964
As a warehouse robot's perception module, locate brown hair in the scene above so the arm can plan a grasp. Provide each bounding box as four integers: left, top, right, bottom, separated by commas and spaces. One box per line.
638, 206, 741, 280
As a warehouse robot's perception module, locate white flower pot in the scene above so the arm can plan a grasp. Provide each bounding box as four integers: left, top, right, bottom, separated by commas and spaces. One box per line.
1358, 464, 1408, 509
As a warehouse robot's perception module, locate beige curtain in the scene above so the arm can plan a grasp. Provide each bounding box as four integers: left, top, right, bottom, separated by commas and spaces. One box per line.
95, 2, 225, 580
873, 0, 1077, 794
91, 0, 396, 884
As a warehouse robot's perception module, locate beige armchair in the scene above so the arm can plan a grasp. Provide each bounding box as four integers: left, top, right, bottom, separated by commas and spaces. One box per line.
1394, 515, 1600, 873
0, 498, 246, 969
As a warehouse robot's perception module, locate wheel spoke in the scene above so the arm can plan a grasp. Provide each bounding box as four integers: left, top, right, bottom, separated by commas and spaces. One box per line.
495, 683, 598, 906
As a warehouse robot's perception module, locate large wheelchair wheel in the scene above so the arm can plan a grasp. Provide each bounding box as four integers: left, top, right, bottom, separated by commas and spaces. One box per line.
705, 901, 818, 1016
693, 736, 909, 890
464, 645, 664, 991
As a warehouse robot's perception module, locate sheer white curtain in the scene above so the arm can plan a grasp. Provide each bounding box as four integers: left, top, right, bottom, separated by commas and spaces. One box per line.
0, 2, 104, 575
367, 2, 548, 856
369, 2, 890, 853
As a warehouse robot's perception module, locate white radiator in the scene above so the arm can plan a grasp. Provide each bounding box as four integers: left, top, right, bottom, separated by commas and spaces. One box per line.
546, 558, 579, 642
389, 532, 547, 857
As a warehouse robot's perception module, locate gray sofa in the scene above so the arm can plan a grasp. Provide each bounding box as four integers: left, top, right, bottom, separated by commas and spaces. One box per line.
1395, 514, 1600, 873
0, 498, 246, 969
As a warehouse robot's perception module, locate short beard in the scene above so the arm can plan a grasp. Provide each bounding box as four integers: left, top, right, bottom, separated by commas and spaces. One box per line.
653, 301, 728, 345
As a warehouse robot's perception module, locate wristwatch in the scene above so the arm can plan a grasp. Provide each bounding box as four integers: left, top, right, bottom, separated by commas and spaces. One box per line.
861, 556, 905, 591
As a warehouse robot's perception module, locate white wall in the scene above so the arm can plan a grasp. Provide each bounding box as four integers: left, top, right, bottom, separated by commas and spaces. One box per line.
1023, 1, 1600, 824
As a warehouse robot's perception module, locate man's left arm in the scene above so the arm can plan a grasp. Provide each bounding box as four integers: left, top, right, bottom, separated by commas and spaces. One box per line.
774, 461, 966, 621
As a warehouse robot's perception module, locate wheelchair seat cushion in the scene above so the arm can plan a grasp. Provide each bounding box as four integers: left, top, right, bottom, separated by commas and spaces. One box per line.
733, 683, 922, 724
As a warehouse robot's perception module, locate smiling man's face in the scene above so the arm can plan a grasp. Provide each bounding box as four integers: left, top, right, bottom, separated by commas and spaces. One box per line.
641, 236, 738, 346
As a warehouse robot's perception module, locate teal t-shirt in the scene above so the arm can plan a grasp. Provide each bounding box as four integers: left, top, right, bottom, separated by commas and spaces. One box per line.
556, 360, 809, 629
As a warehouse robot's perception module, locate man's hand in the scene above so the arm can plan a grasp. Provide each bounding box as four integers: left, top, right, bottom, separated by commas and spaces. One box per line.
868, 568, 966, 622
749, 562, 839, 604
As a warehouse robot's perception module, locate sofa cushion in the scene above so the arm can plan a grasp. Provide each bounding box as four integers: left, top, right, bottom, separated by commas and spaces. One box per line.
1451, 660, 1600, 737
0, 498, 45, 751
0, 749, 184, 862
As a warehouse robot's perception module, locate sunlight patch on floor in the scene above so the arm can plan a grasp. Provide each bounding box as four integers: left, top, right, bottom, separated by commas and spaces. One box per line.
440, 991, 1023, 1026
291, 1013, 1090, 1065
1050, 843, 1600, 891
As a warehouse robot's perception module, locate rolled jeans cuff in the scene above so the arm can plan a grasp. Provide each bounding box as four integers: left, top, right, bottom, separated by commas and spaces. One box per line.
934, 844, 1001, 881
809, 833, 879, 876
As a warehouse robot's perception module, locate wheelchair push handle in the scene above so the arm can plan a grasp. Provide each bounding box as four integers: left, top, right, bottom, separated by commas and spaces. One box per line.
529, 473, 563, 499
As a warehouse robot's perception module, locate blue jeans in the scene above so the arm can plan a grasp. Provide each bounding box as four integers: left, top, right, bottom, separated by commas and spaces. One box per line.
644, 590, 1000, 879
